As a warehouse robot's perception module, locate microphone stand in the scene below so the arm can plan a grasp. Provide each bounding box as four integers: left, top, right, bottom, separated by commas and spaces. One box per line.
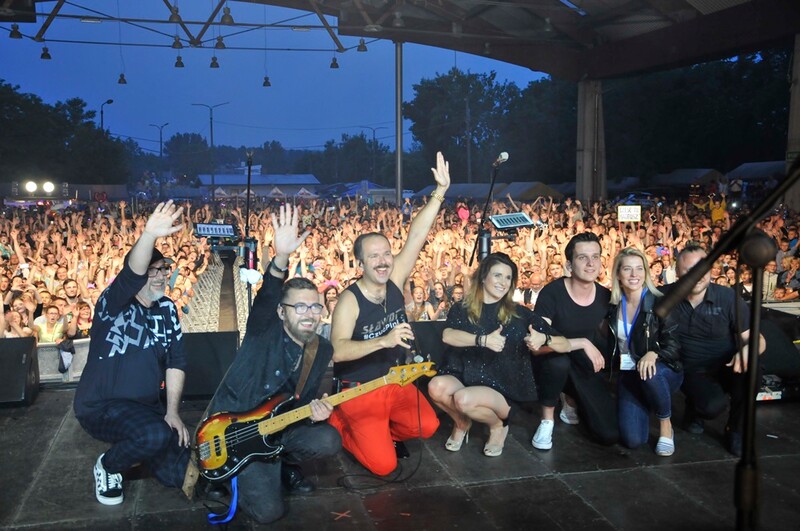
655, 157, 800, 531
244, 152, 256, 311
469, 161, 504, 267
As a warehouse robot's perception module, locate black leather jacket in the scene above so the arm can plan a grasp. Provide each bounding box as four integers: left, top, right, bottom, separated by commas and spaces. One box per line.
606, 290, 682, 373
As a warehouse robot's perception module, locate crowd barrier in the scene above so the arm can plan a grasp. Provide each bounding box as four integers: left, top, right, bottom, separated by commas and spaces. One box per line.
37, 338, 91, 384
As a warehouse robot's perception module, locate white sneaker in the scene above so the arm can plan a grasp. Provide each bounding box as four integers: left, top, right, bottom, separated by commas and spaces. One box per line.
94, 453, 124, 505
559, 401, 580, 425
531, 420, 554, 450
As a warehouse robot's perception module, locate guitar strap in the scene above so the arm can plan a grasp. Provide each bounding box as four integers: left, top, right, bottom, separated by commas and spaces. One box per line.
294, 335, 319, 398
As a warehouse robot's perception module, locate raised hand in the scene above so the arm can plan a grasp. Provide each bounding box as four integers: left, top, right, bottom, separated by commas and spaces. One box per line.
271, 204, 310, 258
144, 201, 184, 238
431, 152, 451, 190
483, 326, 506, 353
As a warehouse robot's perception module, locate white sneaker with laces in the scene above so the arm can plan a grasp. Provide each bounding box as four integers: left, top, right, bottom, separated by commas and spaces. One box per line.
94, 453, 124, 505
559, 402, 580, 425
532, 419, 554, 450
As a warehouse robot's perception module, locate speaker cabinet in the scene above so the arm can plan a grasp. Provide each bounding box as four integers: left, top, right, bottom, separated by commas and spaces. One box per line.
0, 337, 39, 406
182, 331, 239, 398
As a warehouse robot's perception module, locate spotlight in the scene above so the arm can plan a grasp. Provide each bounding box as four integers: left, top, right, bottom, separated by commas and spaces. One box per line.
118, 73, 127, 84
262, 76, 271, 87
215, 36, 225, 49
40, 46, 52, 60
171, 35, 183, 49
220, 6, 234, 25
25, 181, 37, 193
357, 38, 367, 52
330, 57, 339, 69
392, 12, 405, 28
9, 23, 22, 39
210, 56, 220, 68
174, 55, 185, 68
43, 182, 55, 194
168, 6, 181, 23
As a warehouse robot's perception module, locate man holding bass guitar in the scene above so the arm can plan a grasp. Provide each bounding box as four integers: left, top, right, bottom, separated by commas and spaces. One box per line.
204, 204, 340, 524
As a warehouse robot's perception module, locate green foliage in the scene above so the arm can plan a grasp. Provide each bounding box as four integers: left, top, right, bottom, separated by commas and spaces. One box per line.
0, 81, 128, 185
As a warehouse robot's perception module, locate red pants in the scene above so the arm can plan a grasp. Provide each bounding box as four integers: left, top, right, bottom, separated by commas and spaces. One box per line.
328, 384, 439, 476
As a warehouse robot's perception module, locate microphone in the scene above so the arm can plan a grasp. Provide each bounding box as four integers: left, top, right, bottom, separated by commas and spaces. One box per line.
492, 152, 509, 167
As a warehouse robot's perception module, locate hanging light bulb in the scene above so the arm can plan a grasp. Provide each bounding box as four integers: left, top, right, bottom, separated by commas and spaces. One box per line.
262, 76, 271, 87
40, 46, 52, 60
174, 55, 185, 68
210, 56, 220, 68
118, 73, 127, 84
215, 36, 225, 49
9, 23, 22, 39
330, 56, 339, 69
171, 35, 183, 49
220, 6, 234, 25
357, 38, 367, 52
168, 6, 181, 23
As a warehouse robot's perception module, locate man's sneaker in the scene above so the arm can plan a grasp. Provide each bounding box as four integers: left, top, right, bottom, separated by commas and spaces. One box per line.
94, 453, 123, 506
559, 396, 580, 425
531, 420, 554, 450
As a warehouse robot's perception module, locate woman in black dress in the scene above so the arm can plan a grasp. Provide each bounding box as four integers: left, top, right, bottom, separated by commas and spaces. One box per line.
428, 253, 571, 457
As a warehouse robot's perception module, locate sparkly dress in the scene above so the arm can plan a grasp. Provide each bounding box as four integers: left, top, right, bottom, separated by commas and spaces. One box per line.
440, 301, 556, 402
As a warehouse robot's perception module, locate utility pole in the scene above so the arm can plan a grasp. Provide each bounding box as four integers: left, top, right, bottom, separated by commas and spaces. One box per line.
360, 125, 387, 183
465, 98, 473, 183
149, 122, 169, 200
192, 102, 230, 200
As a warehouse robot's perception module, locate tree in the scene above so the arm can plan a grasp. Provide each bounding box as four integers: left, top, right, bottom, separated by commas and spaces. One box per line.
404, 68, 519, 183
164, 133, 212, 180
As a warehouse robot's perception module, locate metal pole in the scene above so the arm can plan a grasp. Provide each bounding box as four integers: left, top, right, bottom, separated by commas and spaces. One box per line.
395, 41, 403, 205
149, 123, 169, 200
100, 99, 113, 131
192, 102, 230, 201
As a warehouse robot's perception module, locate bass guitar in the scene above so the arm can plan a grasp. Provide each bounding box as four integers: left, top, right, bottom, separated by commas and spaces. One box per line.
196, 362, 436, 482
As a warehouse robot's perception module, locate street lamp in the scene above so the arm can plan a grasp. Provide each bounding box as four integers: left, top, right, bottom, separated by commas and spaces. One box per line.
192, 102, 230, 200
100, 99, 114, 131
360, 125, 387, 182
150, 122, 170, 200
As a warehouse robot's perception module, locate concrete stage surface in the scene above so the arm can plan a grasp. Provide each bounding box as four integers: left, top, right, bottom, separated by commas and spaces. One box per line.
1, 389, 799, 530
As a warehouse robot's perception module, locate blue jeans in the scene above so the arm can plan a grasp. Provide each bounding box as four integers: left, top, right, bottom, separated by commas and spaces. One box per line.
617, 362, 683, 449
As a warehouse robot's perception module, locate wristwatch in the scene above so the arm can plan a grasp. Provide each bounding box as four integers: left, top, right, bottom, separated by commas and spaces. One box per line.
545, 334, 552, 347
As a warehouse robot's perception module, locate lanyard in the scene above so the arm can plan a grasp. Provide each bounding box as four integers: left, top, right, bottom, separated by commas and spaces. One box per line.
620, 288, 647, 353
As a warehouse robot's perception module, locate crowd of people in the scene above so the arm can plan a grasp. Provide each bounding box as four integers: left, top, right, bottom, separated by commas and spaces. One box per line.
0, 160, 789, 523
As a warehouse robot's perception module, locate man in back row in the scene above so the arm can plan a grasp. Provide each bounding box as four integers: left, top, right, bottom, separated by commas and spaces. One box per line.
328, 152, 451, 475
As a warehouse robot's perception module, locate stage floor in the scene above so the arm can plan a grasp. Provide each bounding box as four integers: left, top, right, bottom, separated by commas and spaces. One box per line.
2, 389, 799, 531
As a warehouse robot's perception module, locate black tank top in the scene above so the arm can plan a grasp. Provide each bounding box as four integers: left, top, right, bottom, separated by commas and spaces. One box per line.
334, 280, 407, 381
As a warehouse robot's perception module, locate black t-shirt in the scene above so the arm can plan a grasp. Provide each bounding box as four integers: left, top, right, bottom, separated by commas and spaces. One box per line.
535, 278, 610, 373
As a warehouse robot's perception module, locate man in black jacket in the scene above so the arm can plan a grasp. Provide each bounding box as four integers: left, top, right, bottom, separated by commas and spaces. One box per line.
206, 204, 340, 524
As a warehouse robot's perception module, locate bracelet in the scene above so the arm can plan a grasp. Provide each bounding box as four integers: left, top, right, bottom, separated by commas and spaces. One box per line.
475, 334, 482, 347
270, 260, 288, 274
431, 191, 445, 203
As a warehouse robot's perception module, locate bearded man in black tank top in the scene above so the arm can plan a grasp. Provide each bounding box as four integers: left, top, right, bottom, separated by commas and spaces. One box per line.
328, 152, 450, 476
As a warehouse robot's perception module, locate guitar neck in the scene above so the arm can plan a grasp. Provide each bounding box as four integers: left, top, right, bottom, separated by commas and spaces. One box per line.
257, 375, 389, 435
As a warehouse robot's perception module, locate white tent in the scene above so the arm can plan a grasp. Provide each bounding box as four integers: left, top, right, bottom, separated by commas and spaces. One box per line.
214, 187, 228, 197
295, 187, 319, 198
267, 186, 285, 198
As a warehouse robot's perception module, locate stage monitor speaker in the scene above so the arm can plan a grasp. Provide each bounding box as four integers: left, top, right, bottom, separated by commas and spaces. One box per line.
183, 331, 239, 398
0, 337, 39, 406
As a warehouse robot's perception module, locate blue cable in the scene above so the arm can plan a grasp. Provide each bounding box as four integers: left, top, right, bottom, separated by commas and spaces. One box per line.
207, 477, 238, 525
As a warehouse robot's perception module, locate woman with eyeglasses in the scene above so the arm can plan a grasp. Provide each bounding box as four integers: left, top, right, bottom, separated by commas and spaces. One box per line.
607, 247, 682, 456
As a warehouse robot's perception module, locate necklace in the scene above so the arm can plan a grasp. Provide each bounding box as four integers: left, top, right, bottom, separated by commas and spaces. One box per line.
361, 283, 388, 313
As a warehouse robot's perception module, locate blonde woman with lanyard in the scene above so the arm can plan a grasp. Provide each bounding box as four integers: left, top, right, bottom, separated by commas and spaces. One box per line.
608, 247, 682, 456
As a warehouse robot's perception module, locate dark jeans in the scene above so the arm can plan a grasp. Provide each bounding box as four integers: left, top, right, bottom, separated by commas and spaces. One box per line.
618, 362, 683, 449
682, 362, 755, 433
237, 422, 341, 524
533, 351, 619, 445
77, 399, 190, 488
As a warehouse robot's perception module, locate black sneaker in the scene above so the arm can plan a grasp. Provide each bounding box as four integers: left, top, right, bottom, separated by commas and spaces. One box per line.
94, 453, 123, 505
394, 441, 410, 459
281, 464, 315, 495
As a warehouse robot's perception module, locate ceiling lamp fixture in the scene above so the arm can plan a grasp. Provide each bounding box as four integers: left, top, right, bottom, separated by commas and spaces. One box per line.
220, 6, 234, 25
215, 36, 225, 49
172, 35, 183, 49
357, 38, 367, 52
210, 56, 220, 68
40, 46, 52, 60
392, 12, 405, 28
363, 24, 382, 32
330, 56, 339, 69
118, 73, 127, 84
174, 55, 185, 68
483, 42, 491, 56
9, 23, 22, 39
543, 17, 554, 33
168, 6, 181, 23
262, 76, 271, 87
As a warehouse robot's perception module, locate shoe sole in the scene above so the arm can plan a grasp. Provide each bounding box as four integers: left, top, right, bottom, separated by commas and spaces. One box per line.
559, 410, 580, 425
96, 493, 124, 506
531, 440, 552, 450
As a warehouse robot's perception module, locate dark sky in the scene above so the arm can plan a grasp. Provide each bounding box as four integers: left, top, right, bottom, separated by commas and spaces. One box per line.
1, 1, 545, 154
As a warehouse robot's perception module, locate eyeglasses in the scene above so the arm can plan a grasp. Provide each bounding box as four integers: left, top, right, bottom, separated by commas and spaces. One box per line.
147, 265, 171, 277
281, 302, 324, 315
